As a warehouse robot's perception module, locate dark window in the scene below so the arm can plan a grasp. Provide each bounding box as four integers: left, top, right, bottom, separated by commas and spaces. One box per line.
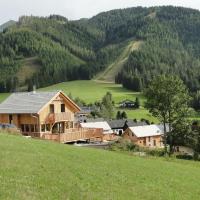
9, 115, 13, 124
61, 104, 65, 112
153, 140, 156, 146
148, 136, 151, 142
25, 124, 30, 132
46, 124, 50, 131
35, 125, 38, 132
41, 124, 45, 132
30, 125, 35, 132
50, 104, 54, 113
21, 124, 25, 132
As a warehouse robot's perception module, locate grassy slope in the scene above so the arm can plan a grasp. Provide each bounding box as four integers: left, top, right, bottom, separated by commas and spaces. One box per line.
39, 80, 145, 104
0, 133, 200, 200
39, 80, 157, 122
17, 57, 41, 85
0, 93, 9, 103
95, 40, 143, 82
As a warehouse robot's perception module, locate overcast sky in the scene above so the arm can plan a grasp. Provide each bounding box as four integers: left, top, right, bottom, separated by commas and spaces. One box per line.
1, 0, 200, 24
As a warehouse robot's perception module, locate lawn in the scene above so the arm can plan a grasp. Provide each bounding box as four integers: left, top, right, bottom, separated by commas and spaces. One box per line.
0, 133, 200, 200
39, 80, 146, 104
39, 80, 158, 122
0, 93, 9, 103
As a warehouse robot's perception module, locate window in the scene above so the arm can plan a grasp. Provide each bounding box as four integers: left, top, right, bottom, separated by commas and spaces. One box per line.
148, 136, 151, 142
50, 104, 54, 113
61, 104, 65, 112
30, 125, 35, 132
46, 124, 50, 132
25, 124, 30, 132
41, 124, 45, 132
21, 124, 25, 132
9, 115, 13, 124
153, 140, 156, 146
35, 125, 39, 132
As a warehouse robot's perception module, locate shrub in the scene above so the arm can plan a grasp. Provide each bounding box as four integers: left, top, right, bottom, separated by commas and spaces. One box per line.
109, 138, 137, 152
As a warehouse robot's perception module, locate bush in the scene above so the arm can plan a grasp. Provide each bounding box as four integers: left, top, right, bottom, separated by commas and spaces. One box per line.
141, 148, 165, 157
176, 154, 194, 160
109, 138, 137, 152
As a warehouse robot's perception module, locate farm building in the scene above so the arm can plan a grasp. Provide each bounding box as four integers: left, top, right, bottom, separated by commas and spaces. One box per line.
123, 125, 167, 148
80, 121, 113, 134
80, 121, 117, 141
0, 91, 103, 143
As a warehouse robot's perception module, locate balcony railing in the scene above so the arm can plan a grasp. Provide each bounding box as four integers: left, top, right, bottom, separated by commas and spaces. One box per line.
45, 112, 73, 123
42, 128, 103, 143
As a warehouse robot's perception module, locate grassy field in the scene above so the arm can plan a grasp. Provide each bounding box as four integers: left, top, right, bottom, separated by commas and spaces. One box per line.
39, 80, 157, 122
0, 133, 200, 200
0, 93, 9, 103
39, 80, 145, 104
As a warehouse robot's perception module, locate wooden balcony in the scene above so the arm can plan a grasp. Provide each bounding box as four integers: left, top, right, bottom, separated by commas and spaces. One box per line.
42, 128, 103, 143
45, 112, 73, 123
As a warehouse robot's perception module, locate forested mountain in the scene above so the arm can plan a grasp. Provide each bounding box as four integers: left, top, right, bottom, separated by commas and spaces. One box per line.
0, 6, 200, 92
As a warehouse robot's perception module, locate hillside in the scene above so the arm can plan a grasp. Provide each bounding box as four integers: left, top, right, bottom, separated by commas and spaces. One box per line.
0, 7, 200, 92
0, 133, 200, 200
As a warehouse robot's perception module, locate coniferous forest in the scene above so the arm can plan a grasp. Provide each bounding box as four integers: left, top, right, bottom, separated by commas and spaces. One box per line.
0, 6, 200, 93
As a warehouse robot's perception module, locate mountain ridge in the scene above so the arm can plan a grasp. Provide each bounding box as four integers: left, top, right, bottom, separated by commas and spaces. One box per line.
0, 6, 200, 92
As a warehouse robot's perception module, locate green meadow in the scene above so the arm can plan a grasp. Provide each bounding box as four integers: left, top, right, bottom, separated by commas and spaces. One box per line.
39, 80, 157, 122
0, 133, 200, 200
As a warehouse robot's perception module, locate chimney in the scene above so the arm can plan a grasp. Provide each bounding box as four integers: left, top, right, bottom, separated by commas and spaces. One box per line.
33, 85, 36, 94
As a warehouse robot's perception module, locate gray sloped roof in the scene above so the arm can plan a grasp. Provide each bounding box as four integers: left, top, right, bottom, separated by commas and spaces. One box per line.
0, 91, 59, 114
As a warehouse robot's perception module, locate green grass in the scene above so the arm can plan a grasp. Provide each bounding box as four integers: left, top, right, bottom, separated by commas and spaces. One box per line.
40, 80, 146, 104
39, 80, 157, 121
1, 133, 200, 200
0, 93, 9, 103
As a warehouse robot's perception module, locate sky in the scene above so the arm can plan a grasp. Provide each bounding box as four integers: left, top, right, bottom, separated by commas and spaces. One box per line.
0, 0, 200, 24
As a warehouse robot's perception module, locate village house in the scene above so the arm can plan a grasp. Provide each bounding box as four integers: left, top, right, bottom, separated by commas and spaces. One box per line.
0, 91, 103, 143
123, 125, 166, 148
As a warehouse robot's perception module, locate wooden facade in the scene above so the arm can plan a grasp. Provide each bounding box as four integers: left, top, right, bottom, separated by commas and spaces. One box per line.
0, 91, 104, 142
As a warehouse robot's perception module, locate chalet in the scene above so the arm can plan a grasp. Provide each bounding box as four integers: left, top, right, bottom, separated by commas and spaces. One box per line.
123, 125, 166, 148
0, 91, 103, 142
108, 119, 147, 135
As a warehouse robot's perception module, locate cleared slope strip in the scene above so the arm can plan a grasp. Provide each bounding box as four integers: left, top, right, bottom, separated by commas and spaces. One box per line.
95, 40, 143, 83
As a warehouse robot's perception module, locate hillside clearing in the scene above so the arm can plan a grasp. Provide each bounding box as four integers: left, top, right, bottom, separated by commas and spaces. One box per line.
0, 133, 200, 200
95, 40, 143, 82
17, 57, 41, 85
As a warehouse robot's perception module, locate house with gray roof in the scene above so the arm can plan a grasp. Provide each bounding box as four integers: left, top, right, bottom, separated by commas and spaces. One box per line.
0, 91, 80, 137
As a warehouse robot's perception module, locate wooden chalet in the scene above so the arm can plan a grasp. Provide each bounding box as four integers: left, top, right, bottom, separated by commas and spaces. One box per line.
0, 91, 103, 143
